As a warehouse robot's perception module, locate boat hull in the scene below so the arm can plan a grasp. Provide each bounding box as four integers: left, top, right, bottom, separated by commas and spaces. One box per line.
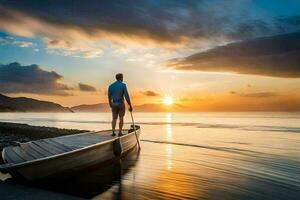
0, 127, 140, 181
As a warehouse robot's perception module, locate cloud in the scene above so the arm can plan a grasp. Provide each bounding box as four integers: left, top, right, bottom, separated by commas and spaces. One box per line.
0, 62, 73, 95
164, 32, 300, 78
81, 50, 103, 58
0, 0, 299, 53
78, 83, 96, 92
141, 90, 160, 97
239, 92, 278, 98
45, 38, 72, 49
0, 36, 33, 48
43, 38, 102, 58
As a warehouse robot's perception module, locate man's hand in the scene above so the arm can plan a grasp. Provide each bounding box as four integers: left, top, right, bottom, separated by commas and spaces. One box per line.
129, 105, 133, 112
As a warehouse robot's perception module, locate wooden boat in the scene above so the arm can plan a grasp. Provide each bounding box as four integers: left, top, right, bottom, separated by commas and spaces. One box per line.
0, 125, 140, 181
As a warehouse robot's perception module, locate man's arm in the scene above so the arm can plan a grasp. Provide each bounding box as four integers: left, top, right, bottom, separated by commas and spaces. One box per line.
108, 86, 112, 108
124, 84, 132, 111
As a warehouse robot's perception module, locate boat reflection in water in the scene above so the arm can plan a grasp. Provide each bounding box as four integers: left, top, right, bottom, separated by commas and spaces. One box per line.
24, 145, 140, 199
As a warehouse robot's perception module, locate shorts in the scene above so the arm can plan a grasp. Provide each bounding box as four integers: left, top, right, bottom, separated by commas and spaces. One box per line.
112, 103, 125, 119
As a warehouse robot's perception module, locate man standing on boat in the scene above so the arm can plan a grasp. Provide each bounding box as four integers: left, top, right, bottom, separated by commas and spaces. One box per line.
108, 73, 133, 136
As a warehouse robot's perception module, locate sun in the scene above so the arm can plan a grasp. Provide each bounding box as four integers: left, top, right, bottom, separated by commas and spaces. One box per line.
163, 96, 174, 106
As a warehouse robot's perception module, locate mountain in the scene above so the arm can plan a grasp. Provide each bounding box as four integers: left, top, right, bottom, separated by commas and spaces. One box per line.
71, 103, 110, 112
0, 93, 72, 112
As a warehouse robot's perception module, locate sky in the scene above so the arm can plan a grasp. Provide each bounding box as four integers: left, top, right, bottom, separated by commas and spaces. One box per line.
0, 0, 300, 111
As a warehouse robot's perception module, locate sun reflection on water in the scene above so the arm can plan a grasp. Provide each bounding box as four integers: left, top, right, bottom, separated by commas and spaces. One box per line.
165, 113, 173, 140
166, 144, 173, 170
165, 113, 173, 170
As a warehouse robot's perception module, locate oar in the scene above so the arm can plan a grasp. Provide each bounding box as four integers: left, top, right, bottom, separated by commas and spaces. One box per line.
130, 111, 141, 150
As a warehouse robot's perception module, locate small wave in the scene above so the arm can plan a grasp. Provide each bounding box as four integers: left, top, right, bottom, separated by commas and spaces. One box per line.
140, 139, 262, 156
1, 118, 300, 133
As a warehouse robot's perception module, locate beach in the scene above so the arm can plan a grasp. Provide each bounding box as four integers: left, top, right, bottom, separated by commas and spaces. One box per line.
0, 122, 88, 199
0, 122, 87, 153
0, 112, 299, 199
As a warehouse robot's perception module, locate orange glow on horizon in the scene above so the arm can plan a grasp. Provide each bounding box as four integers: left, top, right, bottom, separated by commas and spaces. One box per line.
6, 89, 300, 112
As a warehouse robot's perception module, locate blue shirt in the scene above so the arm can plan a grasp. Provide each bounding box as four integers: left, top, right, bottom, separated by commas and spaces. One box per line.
108, 80, 131, 106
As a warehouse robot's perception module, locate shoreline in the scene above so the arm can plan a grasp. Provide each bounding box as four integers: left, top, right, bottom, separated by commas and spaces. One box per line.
0, 122, 90, 199
0, 122, 88, 161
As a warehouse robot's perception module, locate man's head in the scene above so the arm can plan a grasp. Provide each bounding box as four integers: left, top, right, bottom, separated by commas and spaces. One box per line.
115, 73, 123, 82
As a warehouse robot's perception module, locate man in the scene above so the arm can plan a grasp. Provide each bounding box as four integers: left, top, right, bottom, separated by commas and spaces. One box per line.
108, 73, 133, 136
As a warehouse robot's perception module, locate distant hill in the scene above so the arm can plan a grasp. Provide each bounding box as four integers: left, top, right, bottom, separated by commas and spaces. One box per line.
0, 93, 72, 112
71, 103, 110, 112
71, 102, 184, 112
0, 93, 184, 112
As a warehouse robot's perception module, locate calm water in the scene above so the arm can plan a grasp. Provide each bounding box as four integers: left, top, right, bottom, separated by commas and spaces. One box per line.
1, 112, 300, 199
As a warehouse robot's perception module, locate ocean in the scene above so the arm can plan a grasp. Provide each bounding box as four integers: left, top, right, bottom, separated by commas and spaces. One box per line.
0, 112, 299, 199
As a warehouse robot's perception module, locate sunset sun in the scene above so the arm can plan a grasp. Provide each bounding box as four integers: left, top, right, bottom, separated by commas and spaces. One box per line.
163, 96, 174, 106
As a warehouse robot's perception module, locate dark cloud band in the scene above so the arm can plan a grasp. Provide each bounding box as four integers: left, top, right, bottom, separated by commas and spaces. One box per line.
141, 90, 160, 97
0, 0, 299, 50
0, 62, 72, 95
78, 83, 96, 92
164, 32, 300, 78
